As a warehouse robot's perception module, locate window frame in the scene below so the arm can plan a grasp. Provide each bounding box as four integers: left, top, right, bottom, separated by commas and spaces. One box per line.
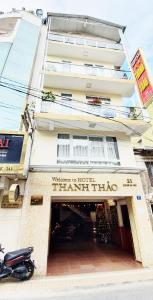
57, 133, 120, 166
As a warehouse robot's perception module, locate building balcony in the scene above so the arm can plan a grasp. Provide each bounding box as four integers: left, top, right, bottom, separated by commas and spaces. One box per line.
35, 101, 150, 136
48, 33, 125, 65
43, 61, 134, 97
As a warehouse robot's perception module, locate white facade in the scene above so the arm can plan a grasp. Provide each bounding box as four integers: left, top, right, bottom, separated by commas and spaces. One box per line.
1, 13, 153, 277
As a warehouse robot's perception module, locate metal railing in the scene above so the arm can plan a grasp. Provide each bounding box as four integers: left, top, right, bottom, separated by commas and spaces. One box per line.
41, 100, 145, 121
48, 32, 123, 51
45, 61, 132, 80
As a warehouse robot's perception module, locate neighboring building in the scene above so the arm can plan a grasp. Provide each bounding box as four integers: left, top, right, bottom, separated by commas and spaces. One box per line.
131, 49, 153, 224
0, 9, 45, 130
0, 9, 47, 255
2, 13, 153, 276
134, 147, 153, 220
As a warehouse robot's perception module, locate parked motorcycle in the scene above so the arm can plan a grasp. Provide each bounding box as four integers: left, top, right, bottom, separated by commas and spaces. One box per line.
0, 244, 35, 281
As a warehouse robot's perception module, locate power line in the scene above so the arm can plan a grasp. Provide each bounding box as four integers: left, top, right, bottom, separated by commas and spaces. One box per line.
0, 75, 142, 109
0, 81, 148, 135
0, 81, 137, 134
0, 79, 144, 120
1, 80, 153, 143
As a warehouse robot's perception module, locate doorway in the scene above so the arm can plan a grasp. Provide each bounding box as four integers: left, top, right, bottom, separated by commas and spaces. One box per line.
47, 200, 141, 275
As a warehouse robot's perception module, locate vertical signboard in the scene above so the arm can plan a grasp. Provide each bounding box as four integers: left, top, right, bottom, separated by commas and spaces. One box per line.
131, 49, 153, 107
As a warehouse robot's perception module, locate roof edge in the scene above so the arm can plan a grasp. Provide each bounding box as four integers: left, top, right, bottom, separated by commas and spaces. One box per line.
47, 12, 126, 33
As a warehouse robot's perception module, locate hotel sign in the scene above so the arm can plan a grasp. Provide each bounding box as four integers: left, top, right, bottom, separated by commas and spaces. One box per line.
0, 132, 27, 175
51, 176, 137, 193
131, 49, 153, 107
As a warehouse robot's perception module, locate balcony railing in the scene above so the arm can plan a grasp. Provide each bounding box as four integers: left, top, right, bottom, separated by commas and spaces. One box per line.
48, 33, 123, 51
41, 99, 145, 121
45, 61, 132, 80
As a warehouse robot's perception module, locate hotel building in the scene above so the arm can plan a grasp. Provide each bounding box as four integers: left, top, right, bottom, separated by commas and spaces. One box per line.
2, 13, 153, 276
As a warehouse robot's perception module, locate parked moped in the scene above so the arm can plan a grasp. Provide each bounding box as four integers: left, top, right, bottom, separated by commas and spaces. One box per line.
0, 244, 35, 281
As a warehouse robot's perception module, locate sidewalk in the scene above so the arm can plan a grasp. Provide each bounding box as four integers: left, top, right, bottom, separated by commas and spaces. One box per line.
1, 268, 153, 299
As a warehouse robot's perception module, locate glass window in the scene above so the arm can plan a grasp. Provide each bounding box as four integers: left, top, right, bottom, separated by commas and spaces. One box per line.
57, 134, 70, 158
89, 137, 105, 159
106, 137, 119, 160
58, 134, 70, 139
72, 136, 88, 158
61, 93, 72, 101
57, 134, 120, 165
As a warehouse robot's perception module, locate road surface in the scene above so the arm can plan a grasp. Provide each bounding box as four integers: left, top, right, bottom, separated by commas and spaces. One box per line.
5, 280, 153, 300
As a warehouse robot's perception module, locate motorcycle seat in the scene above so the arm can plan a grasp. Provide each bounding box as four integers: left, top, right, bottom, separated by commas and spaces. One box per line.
4, 247, 33, 262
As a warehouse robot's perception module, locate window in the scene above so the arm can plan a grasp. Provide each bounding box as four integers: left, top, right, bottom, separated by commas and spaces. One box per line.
57, 134, 120, 166
89, 137, 105, 159
73, 136, 88, 158
106, 137, 119, 160
57, 134, 70, 158
86, 96, 111, 105
86, 96, 114, 117
61, 93, 72, 101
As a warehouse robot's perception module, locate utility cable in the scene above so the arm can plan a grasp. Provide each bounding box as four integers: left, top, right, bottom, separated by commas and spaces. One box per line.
1, 81, 153, 143
0, 75, 143, 109
0, 80, 144, 119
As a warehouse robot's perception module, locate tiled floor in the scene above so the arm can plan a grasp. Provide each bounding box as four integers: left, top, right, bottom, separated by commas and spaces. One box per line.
47, 240, 142, 276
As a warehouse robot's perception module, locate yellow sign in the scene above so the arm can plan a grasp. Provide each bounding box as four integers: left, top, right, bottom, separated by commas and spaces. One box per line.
1, 195, 23, 208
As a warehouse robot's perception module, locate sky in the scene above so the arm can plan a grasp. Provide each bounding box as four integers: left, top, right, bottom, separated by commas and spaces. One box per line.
1, 0, 153, 75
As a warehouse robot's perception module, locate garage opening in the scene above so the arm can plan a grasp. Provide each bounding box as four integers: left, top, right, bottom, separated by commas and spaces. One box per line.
47, 200, 142, 275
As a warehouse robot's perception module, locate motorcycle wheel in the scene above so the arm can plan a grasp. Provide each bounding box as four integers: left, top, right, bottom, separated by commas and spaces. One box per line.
19, 261, 34, 281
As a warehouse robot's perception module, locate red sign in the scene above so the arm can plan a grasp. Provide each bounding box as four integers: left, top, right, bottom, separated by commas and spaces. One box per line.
0, 139, 9, 148
131, 49, 153, 107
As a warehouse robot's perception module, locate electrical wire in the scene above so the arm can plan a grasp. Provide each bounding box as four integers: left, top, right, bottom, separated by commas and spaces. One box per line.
0, 80, 144, 120
0, 81, 149, 135
0, 81, 137, 134
1, 80, 153, 143
0, 75, 143, 109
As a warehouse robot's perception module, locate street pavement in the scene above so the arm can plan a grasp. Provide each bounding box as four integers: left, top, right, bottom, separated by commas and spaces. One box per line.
1, 268, 153, 299
2, 280, 153, 300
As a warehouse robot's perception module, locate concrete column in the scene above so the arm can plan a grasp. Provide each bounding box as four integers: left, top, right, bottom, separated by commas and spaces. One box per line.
127, 198, 142, 262
131, 194, 153, 267
117, 202, 123, 226
19, 173, 51, 276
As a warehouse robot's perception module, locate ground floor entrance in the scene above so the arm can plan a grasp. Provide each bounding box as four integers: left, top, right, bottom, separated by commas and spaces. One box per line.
47, 199, 142, 275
